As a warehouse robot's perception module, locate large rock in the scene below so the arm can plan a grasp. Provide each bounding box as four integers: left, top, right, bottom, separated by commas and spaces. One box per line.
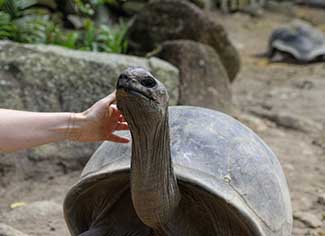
113, 0, 213, 15
0, 41, 179, 111
128, 0, 240, 81
158, 40, 232, 113
0, 40, 179, 171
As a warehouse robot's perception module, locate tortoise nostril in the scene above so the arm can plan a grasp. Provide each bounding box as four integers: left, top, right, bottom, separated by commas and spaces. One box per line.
119, 74, 129, 81
140, 77, 156, 88
117, 74, 130, 89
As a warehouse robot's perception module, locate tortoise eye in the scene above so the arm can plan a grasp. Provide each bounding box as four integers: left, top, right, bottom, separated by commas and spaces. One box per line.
140, 77, 156, 88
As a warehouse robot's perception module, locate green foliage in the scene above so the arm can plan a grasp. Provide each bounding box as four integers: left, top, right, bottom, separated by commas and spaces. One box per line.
74, 0, 95, 15
0, 11, 15, 39
47, 18, 128, 53
2, 0, 38, 18
78, 18, 128, 53
73, 0, 117, 15
0, 0, 128, 53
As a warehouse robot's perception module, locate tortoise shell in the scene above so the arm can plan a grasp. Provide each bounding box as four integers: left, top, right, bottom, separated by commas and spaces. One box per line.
64, 106, 292, 236
269, 20, 325, 62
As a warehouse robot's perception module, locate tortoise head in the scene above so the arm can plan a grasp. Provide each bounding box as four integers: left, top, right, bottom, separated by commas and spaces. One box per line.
116, 67, 169, 128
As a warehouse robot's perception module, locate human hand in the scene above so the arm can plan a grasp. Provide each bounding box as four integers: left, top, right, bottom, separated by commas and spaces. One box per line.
68, 91, 129, 143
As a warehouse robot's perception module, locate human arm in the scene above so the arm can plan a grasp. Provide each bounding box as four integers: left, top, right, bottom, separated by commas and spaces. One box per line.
0, 91, 129, 153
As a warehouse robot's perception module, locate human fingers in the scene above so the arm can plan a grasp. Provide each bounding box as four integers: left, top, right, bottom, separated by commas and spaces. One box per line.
110, 105, 126, 123
110, 104, 123, 116
101, 91, 117, 106
107, 133, 129, 143
115, 122, 129, 131
106, 104, 121, 120
118, 114, 126, 122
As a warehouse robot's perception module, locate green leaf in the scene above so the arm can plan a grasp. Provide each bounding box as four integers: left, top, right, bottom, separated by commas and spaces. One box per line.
16, 0, 38, 10
0, 0, 5, 8
0, 11, 15, 39
73, 0, 95, 16
64, 32, 79, 48
1, 0, 38, 18
0, 11, 11, 23
14, 15, 51, 43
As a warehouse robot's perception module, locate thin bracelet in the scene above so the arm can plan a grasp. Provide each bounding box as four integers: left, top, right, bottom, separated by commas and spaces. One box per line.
68, 113, 83, 141
65, 113, 73, 141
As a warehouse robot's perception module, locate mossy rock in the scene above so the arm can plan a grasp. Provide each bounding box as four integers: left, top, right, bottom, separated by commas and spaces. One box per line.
0, 41, 179, 112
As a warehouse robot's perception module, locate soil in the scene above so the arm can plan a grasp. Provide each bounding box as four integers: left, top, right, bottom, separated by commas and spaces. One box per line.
0, 5, 324, 236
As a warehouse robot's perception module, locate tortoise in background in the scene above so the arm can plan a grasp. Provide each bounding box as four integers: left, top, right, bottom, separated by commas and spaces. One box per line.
267, 20, 325, 63
64, 67, 292, 236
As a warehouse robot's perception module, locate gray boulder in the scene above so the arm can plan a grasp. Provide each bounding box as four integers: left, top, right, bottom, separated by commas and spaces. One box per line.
158, 40, 232, 113
115, 0, 213, 15
0, 41, 179, 111
128, 0, 240, 81
0, 40, 179, 170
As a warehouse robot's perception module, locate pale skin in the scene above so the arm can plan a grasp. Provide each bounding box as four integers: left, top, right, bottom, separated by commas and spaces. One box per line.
0, 91, 129, 153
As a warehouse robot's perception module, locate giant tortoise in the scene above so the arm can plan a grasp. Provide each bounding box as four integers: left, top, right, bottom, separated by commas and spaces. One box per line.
64, 67, 292, 236
267, 20, 325, 63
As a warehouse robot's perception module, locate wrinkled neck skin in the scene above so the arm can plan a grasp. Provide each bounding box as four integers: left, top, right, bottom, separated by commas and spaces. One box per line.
129, 108, 181, 234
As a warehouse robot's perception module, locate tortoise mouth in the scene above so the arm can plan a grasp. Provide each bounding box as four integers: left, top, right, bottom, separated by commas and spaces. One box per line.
116, 86, 155, 102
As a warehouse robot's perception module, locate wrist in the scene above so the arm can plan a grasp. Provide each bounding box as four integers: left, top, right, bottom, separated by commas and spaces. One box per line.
66, 112, 87, 141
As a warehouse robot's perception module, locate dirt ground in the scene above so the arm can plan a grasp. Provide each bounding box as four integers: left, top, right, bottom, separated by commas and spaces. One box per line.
0, 6, 324, 236
219, 8, 325, 235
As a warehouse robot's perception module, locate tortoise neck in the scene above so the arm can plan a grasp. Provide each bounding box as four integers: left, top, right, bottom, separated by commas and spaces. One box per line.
129, 109, 180, 229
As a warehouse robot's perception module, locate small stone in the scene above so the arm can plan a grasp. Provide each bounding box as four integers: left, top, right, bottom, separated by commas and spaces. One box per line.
317, 193, 325, 206
294, 212, 322, 229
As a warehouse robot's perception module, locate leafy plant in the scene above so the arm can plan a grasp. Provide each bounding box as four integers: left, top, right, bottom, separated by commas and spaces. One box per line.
15, 15, 52, 43
74, 0, 95, 15
0, 11, 15, 39
1, 0, 38, 18
0, 0, 53, 43
78, 18, 128, 53
53, 30, 80, 49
